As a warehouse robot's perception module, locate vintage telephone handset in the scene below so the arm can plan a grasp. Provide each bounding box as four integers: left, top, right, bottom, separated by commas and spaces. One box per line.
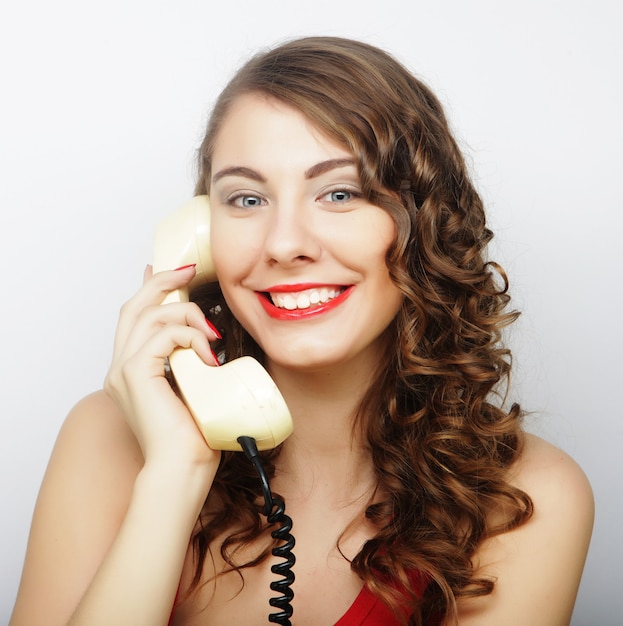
153, 196, 295, 624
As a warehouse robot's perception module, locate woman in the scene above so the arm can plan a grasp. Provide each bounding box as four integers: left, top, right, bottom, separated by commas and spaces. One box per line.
10, 37, 593, 625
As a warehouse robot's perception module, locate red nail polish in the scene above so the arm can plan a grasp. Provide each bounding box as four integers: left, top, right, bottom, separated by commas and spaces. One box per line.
205, 319, 222, 339
174, 263, 196, 271
210, 349, 221, 366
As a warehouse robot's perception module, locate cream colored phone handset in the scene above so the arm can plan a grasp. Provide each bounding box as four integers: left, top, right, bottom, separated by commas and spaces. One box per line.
152, 195, 293, 452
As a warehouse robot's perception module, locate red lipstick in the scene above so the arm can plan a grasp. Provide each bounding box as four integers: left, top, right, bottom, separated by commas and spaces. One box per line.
257, 286, 353, 320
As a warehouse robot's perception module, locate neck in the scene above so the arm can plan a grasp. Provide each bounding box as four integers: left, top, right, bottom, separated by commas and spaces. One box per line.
267, 359, 379, 505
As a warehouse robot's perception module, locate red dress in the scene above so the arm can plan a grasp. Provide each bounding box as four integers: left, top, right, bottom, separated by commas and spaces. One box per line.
335, 571, 427, 625
170, 572, 427, 625
334, 585, 402, 625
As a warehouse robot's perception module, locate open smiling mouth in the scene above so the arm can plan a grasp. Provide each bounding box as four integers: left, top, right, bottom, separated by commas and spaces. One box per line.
257, 286, 352, 319
270, 286, 346, 310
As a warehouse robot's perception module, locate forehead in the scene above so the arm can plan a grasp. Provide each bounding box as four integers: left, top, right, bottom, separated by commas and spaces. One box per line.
211, 93, 353, 167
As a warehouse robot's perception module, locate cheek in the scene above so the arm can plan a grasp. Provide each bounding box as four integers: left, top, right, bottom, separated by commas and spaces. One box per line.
339, 214, 396, 270
210, 221, 257, 284
364, 216, 401, 300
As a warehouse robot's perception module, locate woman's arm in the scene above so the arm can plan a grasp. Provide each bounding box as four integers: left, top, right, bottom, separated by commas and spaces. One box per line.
11, 392, 152, 625
10, 266, 221, 626
454, 433, 594, 626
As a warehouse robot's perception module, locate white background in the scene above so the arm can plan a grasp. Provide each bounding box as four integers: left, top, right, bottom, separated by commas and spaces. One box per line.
1, 1, 620, 623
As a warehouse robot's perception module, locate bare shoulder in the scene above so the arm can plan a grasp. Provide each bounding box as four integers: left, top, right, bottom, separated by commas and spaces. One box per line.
35, 388, 145, 540
55, 389, 142, 463
10, 391, 143, 625
454, 433, 594, 626
514, 432, 594, 520
42, 389, 144, 495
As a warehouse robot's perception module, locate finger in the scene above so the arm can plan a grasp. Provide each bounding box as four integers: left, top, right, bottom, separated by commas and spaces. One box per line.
152, 302, 221, 341
113, 266, 198, 352
118, 302, 220, 361
137, 302, 217, 340
123, 325, 219, 381
143, 264, 153, 284
136, 264, 197, 308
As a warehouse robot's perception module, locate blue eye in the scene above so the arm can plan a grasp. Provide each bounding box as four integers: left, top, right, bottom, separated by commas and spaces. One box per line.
328, 190, 351, 202
232, 195, 263, 208
321, 189, 358, 203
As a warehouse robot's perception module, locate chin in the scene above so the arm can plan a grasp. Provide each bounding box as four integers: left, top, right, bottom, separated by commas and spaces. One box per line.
266, 350, 336, 372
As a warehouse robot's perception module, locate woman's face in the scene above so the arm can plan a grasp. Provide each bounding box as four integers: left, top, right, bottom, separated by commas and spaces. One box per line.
209, 94, 403, 373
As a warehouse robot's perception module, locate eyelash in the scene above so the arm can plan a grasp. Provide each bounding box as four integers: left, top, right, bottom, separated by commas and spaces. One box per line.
226, 193, 265, 209
318, 187, 362, 203
225, 186, 362, 209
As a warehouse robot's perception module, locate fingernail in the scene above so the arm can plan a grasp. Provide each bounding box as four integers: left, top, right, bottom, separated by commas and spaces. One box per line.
174, 263, 196, 271
205, 319, 222, 339
210, 349, 221, 366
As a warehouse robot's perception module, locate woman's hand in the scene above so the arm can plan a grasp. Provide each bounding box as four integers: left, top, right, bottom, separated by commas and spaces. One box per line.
11, 266, 224, 626
104, 264, 221, 471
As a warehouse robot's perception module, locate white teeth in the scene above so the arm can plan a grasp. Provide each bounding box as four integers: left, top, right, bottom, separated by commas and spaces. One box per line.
296, 293, 311, 309
270, 287, 343, 310
282, 294, 297, 310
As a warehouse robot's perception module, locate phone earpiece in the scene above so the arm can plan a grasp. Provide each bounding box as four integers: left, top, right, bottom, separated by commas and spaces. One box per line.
153, 197, 293, 451
153, 195, 214, 303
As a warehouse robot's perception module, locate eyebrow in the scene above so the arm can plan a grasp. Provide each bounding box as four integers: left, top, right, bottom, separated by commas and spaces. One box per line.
211, 158, 356, 185
212, 166, 266, 184
304, 158, 356, 179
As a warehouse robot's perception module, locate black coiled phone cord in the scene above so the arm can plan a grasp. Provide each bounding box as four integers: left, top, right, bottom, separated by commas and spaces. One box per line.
237, 436, 296, 626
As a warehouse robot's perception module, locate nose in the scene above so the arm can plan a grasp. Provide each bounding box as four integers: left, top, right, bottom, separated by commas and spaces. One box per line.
262, 203, 321, 268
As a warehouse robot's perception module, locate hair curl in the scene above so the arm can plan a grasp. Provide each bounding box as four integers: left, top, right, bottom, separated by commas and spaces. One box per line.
188, 36, 532, 625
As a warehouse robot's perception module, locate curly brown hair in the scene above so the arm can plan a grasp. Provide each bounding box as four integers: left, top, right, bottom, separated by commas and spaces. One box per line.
189, 36, 532, 625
